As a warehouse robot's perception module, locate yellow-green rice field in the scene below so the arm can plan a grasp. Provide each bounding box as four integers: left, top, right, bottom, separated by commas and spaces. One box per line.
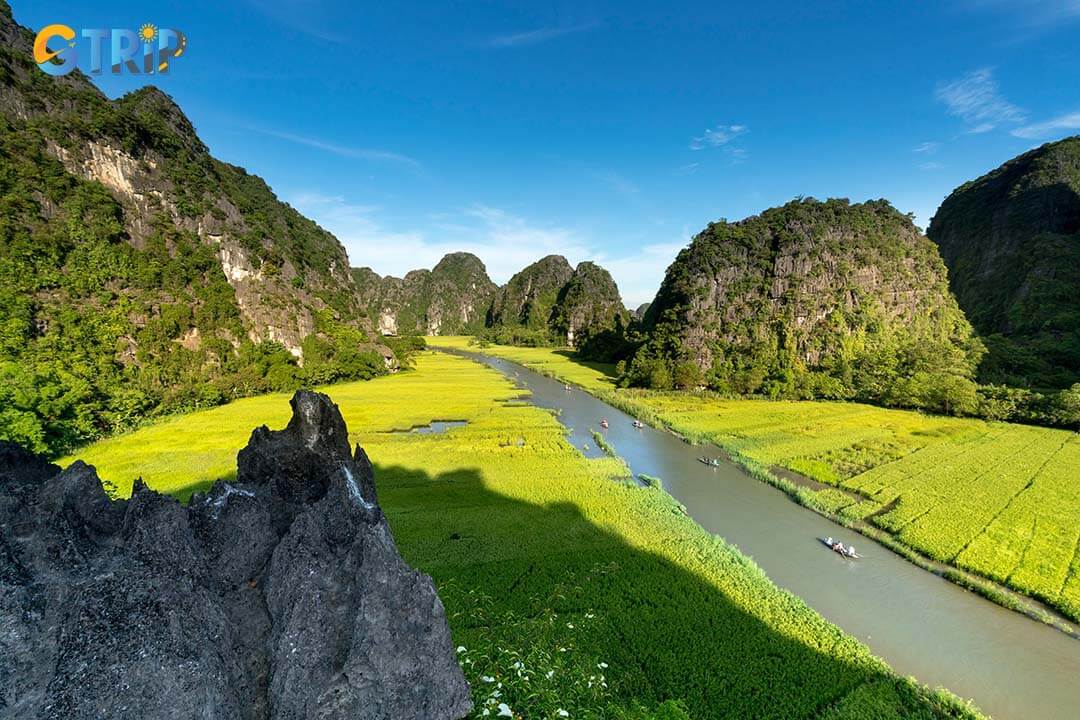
64, 351, 979, 719
426, 337, 1080, 623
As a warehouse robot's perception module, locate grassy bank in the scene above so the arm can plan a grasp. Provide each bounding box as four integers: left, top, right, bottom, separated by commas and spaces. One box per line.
427, 337, 1080, 628
66, 351, 980, 719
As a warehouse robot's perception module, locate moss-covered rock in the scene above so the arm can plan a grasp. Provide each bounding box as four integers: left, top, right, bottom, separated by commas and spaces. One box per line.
928, 136, 1080, 389
636, 198, 981, 405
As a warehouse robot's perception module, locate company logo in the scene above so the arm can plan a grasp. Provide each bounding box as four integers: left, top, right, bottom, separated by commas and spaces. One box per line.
33, 23, 186, 76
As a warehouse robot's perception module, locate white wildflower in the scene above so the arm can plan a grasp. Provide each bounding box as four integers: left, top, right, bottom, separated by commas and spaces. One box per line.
557, 711, 570, 718
481, 675, 495, 683
456, 646, 466, 653
598, 662, 608, 669
497, 702, 513, 717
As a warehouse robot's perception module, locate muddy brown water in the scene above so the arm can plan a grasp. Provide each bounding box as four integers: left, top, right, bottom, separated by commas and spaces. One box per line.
452, 350, 1080, 720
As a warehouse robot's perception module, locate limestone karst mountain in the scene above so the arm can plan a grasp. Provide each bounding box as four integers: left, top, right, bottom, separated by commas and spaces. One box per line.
357, 252, 629, 348
352, 252, 497, 336
633, 198, 981, 401
0, 1, 399, 456
927, 136, 1080, 389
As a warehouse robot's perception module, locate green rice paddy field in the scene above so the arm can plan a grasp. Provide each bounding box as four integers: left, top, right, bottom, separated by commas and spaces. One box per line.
429, 337, 1080, 624
65, 351, 979, 719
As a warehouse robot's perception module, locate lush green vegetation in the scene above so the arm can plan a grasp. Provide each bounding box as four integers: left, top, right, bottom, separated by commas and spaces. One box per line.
629, 199, 984, 411
66, 351, 981, 719
0, 28, 407, 458
352, 253, 495, 336
430, 338, 1080, 625
928, 136, 1080, 390
0, 127, 395, 457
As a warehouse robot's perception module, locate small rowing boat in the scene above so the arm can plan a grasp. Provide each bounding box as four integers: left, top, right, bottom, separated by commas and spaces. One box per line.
698, 457, 721, 467
819, 537, 860, 559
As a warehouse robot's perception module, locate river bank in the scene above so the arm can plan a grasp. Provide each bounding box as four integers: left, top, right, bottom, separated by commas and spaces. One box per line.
427, 338, 1080, 637
59, 351, 986, 718
432, 343, 1080, 719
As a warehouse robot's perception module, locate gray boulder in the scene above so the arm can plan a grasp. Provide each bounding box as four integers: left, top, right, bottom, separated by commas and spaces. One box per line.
0, 391, 472, 720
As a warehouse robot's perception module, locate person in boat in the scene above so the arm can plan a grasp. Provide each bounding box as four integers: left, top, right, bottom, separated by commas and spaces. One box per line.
848, 545, 856, 557
826, 536, 833, 547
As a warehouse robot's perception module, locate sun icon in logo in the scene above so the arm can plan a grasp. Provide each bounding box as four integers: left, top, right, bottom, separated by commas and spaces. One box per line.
138, 23, 158, 44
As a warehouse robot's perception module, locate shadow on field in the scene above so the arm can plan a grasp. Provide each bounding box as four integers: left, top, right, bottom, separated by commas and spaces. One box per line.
550, 350, 619, 383
375, 463, 921, 720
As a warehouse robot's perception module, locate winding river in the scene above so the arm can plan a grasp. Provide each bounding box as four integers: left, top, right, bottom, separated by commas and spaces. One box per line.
451, 349, 1080, 720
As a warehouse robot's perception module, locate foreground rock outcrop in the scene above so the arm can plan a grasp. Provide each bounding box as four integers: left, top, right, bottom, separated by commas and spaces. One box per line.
0, 391, 471, 720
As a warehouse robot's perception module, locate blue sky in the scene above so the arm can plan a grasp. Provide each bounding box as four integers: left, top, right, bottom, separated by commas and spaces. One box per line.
18, 0, 1080, 305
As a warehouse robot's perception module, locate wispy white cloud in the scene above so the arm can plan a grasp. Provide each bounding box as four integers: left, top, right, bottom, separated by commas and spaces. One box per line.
290, 193, 680, 307
690, 124, 748, 150
1012, 110, 1080, 139
936, 68, 1026, 132
487, 22, 598, 48
246, 126, 421, 168
919, 161, 945, 170
913, 141, 941, 153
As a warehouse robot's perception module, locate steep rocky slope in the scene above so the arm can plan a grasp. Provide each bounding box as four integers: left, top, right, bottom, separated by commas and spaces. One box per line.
352, 253, 495, 335
551, 261, 629, 346
637, 198, 981, 402
928, 136, 1080, 388
487, 254, 574, 330
0, 5, 361, 352
0, 391, 471, 719
355, 252, 629, 346
0, 2, 396, 455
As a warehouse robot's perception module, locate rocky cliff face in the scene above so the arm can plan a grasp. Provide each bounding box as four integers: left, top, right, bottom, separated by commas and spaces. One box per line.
552, 262, 629, 347
487, 255, 574, 329
0, 2, 402, 456
642, 198, 979, 384
0, 391, 472, 720
927, 136, 1080, 388
352, 254, 495, 336
423, 253, 497, 334
0, 5, 361, 356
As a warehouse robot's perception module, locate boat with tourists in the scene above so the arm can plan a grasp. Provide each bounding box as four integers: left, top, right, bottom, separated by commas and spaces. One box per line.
821, 536, 860, 559
698, 456, 721, 467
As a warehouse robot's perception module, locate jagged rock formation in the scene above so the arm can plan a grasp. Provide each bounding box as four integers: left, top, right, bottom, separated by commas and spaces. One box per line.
487, 255, 574, 330
928, 136, 1080, 388
552, 262, 629, 347
0, 392, 472, 720
352, 253, 495, 336
639, 198, 980, 392
632, 303, 651, 322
